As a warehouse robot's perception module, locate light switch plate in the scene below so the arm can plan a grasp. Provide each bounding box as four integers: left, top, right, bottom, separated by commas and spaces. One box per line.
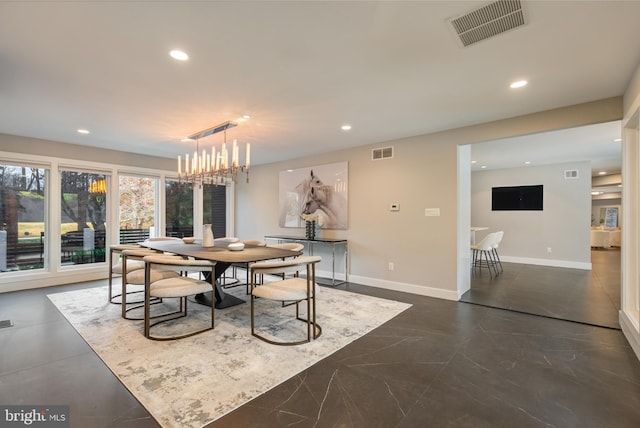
425, 208, 440, 217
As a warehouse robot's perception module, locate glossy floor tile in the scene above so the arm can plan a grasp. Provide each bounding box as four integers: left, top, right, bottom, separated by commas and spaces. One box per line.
2, 257, 639, 428
461, 249, 621, 329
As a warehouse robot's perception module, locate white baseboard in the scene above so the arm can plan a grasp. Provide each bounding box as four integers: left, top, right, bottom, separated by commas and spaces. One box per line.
620, 310, 640, 362
0, 267, 107, 293
501, 256, 592, 270
316, 269, 346, 283
347, 274, 459, 301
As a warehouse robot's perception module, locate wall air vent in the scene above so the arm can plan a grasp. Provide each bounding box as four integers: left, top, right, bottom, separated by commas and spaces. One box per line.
564, 170, 579, 179
372, 146, 393, 160
449, 0, 526, 47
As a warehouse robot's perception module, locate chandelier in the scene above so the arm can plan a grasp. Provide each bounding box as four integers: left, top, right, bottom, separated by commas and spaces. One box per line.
178, 120, 250, 186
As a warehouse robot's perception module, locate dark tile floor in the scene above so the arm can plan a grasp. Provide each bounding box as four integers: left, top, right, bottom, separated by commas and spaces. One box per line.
461, 249, 621, 329
1, 255, 639, 427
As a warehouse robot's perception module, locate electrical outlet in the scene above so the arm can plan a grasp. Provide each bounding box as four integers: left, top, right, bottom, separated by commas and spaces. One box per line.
547, 247, 552, 253
388, 262, 394, 271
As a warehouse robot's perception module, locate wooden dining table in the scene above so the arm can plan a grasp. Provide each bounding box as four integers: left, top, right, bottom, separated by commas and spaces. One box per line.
139, 240, 302, 309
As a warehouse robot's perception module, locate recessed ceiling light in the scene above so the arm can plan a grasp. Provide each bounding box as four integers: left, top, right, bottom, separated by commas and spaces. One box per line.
524, 161, 531, 165
591, 191, 601, 196
510, 80, 527, 89
613, 138, 622, 142
598, 171, 607, 175
77, 129, 90, 134
471, 160, 477, 164
242, 114, 251, 119
341, 124, 352, 131
481, 165, 487, 169
169, 50, 189, 61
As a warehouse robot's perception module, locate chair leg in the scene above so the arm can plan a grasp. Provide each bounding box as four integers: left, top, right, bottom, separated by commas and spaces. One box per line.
484, 251, 494, 278
146, 296, 213, 340
108, 249, 115, 303
144, 265, 151, 338
493, 248, 503, 272
250, 294, 256, 337
473, 249, 497, 278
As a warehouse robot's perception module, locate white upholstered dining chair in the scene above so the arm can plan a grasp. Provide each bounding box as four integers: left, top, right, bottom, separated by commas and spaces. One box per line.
223, 238, 268, 293
249, 256, 322, 346
108, 244, 147, 304
120, 248, 179, 319
142, 255, 216, 340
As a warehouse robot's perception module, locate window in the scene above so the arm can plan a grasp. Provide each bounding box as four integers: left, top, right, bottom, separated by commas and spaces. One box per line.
203, 183, 227, 239
0, 152, 236, 292
60, 170, 107, 265
119, 175, 157, 243
0, 164, 47, 272
166, 180, 193, 238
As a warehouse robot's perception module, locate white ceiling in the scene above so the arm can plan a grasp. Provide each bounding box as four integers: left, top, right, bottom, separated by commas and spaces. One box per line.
1, 1, 639, 168
470, 120, 622, 174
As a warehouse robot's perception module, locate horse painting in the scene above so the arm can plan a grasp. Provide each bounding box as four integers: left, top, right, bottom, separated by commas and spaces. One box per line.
279, 163, 348, 229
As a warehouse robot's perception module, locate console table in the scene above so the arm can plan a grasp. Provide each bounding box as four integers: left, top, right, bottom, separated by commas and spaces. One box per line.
264, 235, 348, 286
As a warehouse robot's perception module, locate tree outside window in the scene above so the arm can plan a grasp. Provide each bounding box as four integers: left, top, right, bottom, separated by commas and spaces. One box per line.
0, 164, 46, 272
60, 171, 107, 265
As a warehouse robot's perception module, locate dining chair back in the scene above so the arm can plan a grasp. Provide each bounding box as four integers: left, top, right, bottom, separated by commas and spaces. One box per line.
223, 239, 268, 293
108, 244, 146, 304
268, 243, 305, 252
120, 248, 177, 319
264, 242, 306, 284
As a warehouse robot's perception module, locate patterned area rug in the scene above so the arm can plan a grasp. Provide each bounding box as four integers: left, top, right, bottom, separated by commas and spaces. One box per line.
48, 282, 411, 427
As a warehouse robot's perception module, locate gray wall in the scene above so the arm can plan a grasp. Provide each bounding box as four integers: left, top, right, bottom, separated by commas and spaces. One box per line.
236, 134, 460, 299
471, 161, 592, 268
236, 98, 621, 299
0, 133, 174, 170
0, 97, 623, 299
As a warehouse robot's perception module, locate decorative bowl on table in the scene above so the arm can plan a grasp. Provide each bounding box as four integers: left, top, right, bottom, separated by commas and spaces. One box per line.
182, 237, 196, 244
228, 242, 245, 251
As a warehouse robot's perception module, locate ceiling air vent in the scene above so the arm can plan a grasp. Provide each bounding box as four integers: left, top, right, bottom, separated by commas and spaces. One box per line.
449, 0, 526, 47
372, 146, 393, 161
564, 170, 579, 179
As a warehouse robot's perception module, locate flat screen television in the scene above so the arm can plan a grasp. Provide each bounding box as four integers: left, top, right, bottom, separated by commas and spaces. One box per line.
492, 185, 543, 211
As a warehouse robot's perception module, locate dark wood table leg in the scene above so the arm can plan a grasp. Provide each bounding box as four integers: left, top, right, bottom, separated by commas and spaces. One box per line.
195, 261, 246, 309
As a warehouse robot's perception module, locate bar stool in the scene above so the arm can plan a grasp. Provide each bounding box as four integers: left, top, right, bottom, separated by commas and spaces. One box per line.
471, 232, 499, 277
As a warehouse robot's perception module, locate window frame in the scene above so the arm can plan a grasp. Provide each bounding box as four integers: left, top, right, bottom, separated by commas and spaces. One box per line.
0, 150, 233, 292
